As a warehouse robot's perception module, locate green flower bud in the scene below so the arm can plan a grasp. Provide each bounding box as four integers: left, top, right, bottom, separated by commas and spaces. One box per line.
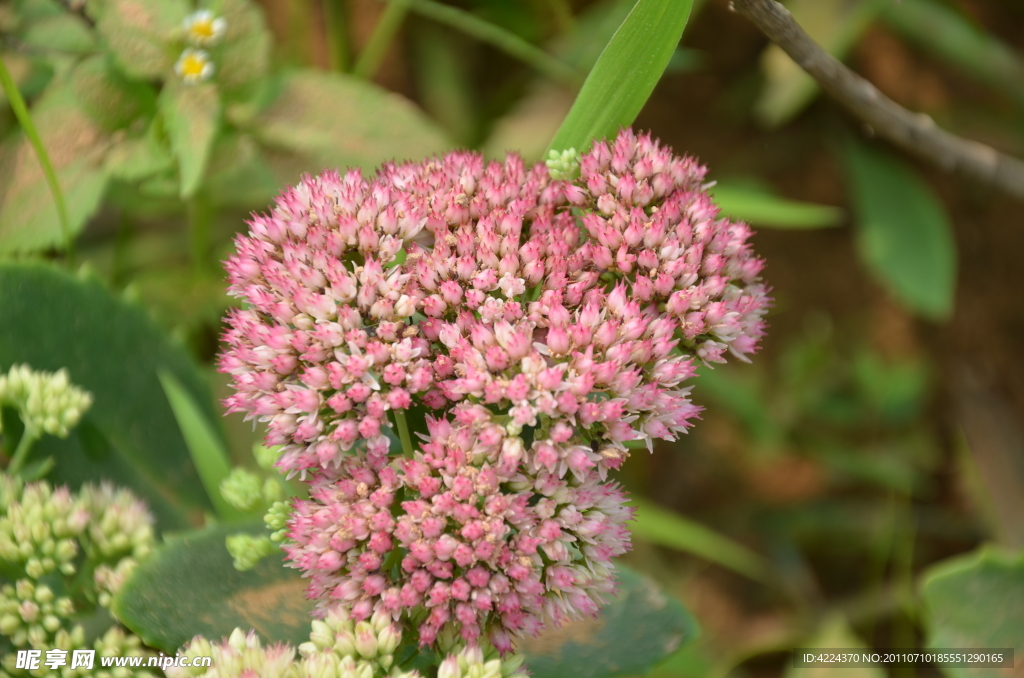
0, 365, 92, 438
253, 443, 283, 470
353, 622, 378, 659
262, 477, 284, 503
545, 148, 581, 181
226, 533, 277, 571
220, 468, 265, 512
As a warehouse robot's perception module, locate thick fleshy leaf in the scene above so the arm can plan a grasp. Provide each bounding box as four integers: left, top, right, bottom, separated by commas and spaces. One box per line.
112, 523, 312, 652
92, 0, 188, 80
755, 0, 884, 127
920, 548, 1024, 678
842, 140, 957, 321
711, 182, 843, 229
0, 263, 215, 529
546, 0, 693, 155
241, 69, 449, 180
160, 81, 221, 198
214, 0, 272, 95
0, 82, 110, 254
520, 564, 698, 678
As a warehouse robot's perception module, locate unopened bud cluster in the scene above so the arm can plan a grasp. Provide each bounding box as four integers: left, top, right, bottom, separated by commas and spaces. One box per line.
169, 608, 526, 678
0, 472, 156, 676
0, 364, 92, 438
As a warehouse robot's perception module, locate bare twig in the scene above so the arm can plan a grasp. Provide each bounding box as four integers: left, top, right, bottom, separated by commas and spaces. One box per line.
730, 0, 1024, 201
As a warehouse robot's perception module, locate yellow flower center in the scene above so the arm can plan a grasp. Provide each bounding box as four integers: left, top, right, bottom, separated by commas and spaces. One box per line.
179, 54, 207, 78
189, 19, 216, 41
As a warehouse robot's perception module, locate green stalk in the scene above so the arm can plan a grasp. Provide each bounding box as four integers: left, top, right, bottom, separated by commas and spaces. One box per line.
405, 0, 580, 86
353, 0, 413, 80
7, 429, 39, 476
324, 0, 351, 72
0, 54, 74, 264
392, 409, 414, 457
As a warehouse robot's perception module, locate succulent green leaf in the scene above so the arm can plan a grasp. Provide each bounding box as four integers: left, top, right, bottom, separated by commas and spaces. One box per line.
711, 181, 844, 229
214, 0, 272, 96
842, 139, 957, 321
0, 81, 110, 255
93, 0, 189, 80
112, 522, 313, 652
242, 69, 449, 180
546, 0, 693, 155
159, 371, 246, 523
920, 548, 1024, 678
160, 81, 221, 198
520, 564, 698, 678
70, 55, 156, 131
630, 497, 772, 582
0, 263, 215, 529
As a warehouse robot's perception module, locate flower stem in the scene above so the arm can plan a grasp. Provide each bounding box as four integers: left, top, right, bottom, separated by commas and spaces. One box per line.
353, 0, 412, 80
7, 429, 39, 476
392, 409, 414, 457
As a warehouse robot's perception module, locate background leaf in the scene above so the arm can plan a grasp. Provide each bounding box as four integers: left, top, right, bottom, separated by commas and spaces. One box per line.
21, 12, 98, 53
630, 497, 772, 582
113, 522, 312, 652
920, 548, 1024, 678
214, 0, 272, 96
0, 263, 215, 529
842, 140, 957, 321
520, 564, 698, 678
546, 0, 693, 154
0, 81, 110, 254
70, 54, 155, 132
711, 181, 844, 229
160, 81, 221, 198
239, 69, 449, 180
92, 0, 188, 80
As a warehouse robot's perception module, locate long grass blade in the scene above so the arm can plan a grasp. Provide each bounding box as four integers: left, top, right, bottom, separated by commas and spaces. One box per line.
546, 0, 693, 155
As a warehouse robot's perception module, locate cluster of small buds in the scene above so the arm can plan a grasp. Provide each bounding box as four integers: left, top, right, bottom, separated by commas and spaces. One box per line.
0, 364, 92, 438
0, 472, 155, 668
438, 644, 527, 678
221, 467, 286, 514
174, 10, 226, 83
544, 148, 581, 181
225, 533, 277, 571
0, 579, 75, 647
0, 477, 87, 578
76, 482, 156, 562
219, 129, 769, 655
169, 608, 526, 678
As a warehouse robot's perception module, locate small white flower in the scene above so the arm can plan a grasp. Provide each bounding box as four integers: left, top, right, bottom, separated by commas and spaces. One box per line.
183, 10, 226, 46
175, 48, 214, 84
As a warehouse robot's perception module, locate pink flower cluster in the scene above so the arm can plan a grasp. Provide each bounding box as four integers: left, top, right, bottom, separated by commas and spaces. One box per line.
219, 129, 769, 652
286, 417, 630, 652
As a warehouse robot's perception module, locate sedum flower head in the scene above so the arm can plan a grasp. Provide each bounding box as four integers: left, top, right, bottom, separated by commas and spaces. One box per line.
226, 533, 277, 571
218, 128, 770, 654
183, 10, 227, 47
175, 48, 214, 83
0, 364, 92, 438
